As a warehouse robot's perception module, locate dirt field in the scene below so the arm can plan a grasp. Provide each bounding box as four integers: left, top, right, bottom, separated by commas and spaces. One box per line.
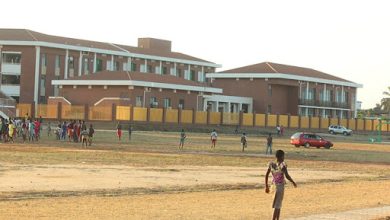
0, 131, 389, 219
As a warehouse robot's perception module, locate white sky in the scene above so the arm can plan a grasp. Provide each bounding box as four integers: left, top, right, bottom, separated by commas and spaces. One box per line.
1, 0, 389, 109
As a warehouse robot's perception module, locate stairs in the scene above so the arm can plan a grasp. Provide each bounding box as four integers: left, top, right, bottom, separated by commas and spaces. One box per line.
0, 90, 16, 120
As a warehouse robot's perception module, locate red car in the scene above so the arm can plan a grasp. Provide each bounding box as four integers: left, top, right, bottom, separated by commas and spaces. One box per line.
290, 132, 333, 149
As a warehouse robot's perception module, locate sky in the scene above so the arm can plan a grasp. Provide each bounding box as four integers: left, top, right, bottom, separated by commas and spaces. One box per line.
1, 0, 389, 109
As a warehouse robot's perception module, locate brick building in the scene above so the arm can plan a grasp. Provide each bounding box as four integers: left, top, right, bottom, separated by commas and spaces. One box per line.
207, 62, 362, 118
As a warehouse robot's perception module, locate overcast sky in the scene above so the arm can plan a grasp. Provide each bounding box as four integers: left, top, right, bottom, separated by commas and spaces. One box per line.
1, 0, 389, 109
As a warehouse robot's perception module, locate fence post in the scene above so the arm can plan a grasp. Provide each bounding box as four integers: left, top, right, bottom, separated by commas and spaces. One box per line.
84, 104, 89, 121
309, 115, 312, 129
253, 111, 256, 127
178, 108, 182, 124
207, 109, 211, 125
57, 102, 62, 121
112, 104, 117, 121
220, 111, 224, 125
287, 114, 291, 129
162, 108, 166, 124
129, 105, 133, 122
298, 115, 302, 129
192, 108, 196, 124
265, 113, 269, 128
147, 107, 151, 122
239, 111, 243, 127
31, 102, 36, 119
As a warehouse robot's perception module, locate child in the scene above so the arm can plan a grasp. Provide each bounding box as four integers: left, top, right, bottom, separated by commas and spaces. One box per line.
116, 122, 122, 141
266, 133, 273, 155
241, 132, 247, 152
128, 124, 132, 141
88, 124, 94, 146
265, 150, 297, 220
80, 129, 89, 148
210, 129, 217, 149
47, 122, 52, 137
179, 129, 186, 150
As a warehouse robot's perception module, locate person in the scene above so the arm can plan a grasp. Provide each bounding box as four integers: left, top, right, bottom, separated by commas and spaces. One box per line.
276, 125, 281, 136
234, 125, 239, 135
80, 129, 89, 148
265, 150, 297, 220
8, 121, 15, 143
241, 132, 247, 152
116, 122, 122, 141
266, 133, 273, 155
88, 124, 94, 146
128, 124, 132, 140
179, 129, 186, 150
280, 125, 284, 136
47, 122, 52, 137
210, 129, 218, 149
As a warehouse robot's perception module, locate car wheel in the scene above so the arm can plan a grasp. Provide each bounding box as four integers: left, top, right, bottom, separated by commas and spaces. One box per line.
294, 144, 300, 148
304, 143, 310, 148
343, 131, 347, 136
325, 144, 331, 149
330, 130, 335, 135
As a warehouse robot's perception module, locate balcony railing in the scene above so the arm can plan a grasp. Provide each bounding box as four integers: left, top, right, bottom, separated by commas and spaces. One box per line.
299, 99, 349, 109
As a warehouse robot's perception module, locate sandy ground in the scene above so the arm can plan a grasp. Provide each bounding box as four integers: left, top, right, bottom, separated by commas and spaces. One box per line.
0, 162, 388, 219
0, 163, 372, 194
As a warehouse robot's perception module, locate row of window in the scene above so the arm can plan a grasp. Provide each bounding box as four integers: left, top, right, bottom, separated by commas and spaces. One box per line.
38, 53, 210, 82
135, 96, 185, 109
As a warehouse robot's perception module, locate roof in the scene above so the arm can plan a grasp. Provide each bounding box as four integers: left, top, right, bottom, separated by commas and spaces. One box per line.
219, 62, 352, 83
52, 71, 223, 94
0, 29, 215, 64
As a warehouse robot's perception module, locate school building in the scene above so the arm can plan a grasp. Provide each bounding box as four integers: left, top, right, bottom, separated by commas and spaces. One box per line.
0, 29, 362, 119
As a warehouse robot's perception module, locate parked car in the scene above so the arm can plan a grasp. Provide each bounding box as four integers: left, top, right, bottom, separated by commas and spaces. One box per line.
328, 125, 352, 136
290, 132, 333, 149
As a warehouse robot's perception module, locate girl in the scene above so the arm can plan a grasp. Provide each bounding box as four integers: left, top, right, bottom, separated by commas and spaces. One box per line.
265, 150, 297, 220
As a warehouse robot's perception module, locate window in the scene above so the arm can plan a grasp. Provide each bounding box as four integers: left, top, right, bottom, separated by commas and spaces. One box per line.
150, 97, 158, 108
184, 70, 190, 80
155, 66, 160, 74
267, 105, 272, 114
268, 85, 272, 96
140, 64, 146, 73
162, 67, 167, 75
177, 69, 182, 77
1, 75, 20, 84
2, 53, 21, 64
163, 98, 171, 108
41, 53, 47, 67
83, 58, 89, 74
40, 77, 46, 96
106, 60, 111, 70
136, 96, 143, 107
198, 71, 205, 82
114, 61, 120, 71
96, 59, 103, 72
131, 63, 137, 71
190, 70, 195, 81
147, 65, 153, 73
170, 67, 176, 76
178, 99, 185, 109
68, 56, 74, 76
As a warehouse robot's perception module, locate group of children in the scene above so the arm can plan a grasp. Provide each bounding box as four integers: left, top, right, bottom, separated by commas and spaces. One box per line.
0, 116, 43, 143
53, 120, 95, 147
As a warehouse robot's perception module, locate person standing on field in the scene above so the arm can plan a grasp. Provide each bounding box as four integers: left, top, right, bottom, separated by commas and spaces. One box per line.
241, 132, 247, 152
116, 122, 122, 141
179, 129, 186, 150
265, 150, 297, 220
128, 124, 132, 140
210, 129, 218, 149
266, 133, 273, 155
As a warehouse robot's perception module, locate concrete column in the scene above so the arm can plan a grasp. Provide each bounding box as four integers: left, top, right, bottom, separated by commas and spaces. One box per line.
201, 66, 205, 82
144, 59, 147, 72
78, 51, 83, 76
93, 53, 97, 73
111, 55, 114, 71
64, 49, 69, 79
173, 62, 177, 76
215, 101, 219, 112
34, 46, 40, 106
306, 82, 309, 116
159, 61, 162, 74
187, 64, 191, 80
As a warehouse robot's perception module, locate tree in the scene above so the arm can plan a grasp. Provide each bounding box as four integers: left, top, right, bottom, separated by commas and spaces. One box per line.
382, 87, 390, 116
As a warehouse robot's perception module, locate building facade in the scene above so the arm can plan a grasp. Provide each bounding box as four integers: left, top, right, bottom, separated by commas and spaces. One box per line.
207, 62, 362, 118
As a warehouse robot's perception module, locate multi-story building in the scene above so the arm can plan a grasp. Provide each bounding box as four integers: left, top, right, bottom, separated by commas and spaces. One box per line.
0, 29, 222, 108
0, 29, 362, 118
207, 62, 362, 118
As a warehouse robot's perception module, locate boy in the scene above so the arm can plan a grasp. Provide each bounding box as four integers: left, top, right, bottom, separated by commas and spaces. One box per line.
80, 129, 89, 148
88, 124, 95, 146
266, 133, 273, 155
265, 150, 297, 220
179, 129, 186, 150
210, 129, 217, 149
241, 132, 247, 152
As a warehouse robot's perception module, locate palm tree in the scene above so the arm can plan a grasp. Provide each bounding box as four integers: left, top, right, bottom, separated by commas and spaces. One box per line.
383, 87, 390, 117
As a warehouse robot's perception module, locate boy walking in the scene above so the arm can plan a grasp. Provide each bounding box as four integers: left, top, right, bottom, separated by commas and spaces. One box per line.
265, 150, 297, 220
266, 133, 273, 155
179, 129, 186, 150
210, 129, 218, 149
241, 132, 247, 152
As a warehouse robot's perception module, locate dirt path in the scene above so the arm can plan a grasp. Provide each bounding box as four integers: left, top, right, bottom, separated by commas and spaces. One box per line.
0, 163, 373, 196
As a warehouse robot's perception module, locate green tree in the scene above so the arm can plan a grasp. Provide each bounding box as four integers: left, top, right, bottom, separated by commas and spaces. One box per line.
382, 86, 390, 116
